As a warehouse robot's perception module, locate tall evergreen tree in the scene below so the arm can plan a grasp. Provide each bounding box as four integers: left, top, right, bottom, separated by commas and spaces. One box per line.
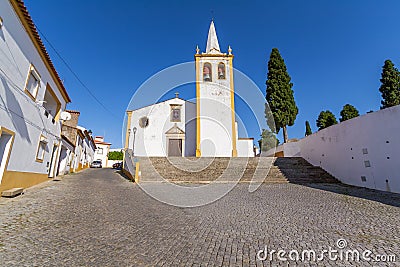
316, 110, 337, 130
265, 48, 298, 143
379, 59, 400, 109
339, 104, 359, 122
258, 129, 279, 152
305, 121, 312, 136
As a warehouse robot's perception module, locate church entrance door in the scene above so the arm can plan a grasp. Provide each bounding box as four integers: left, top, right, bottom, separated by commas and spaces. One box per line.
168, 139, 182, 157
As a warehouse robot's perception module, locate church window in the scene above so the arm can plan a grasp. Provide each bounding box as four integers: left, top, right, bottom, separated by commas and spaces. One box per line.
218, 63, 226, 79
170, 106, 181, 122
203, 63, 212, 82
139, 116, 149, 128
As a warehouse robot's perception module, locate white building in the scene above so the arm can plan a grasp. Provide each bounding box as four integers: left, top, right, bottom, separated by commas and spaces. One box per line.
75, 126, 96, 171
0, 0, 71, 192
57, 135, 75, 176
125, 21, 254, 157
94, 136, 111, 166
58, 110, 96, 174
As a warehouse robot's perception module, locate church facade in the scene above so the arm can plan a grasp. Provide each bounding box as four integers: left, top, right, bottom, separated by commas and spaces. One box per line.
125, 21, 254, 157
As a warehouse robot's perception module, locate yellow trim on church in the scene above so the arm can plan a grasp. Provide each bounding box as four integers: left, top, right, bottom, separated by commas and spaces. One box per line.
195, 56, 201, 157
229, 57, 237, 157
125, 111, 133, 149
135, 162, 140, 183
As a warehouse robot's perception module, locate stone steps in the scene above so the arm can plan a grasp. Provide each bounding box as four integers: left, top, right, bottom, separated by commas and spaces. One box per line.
135, 157, 340, 184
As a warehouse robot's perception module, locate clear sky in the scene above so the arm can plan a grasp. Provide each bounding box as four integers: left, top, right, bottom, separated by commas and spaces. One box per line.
25, 0, 400, 148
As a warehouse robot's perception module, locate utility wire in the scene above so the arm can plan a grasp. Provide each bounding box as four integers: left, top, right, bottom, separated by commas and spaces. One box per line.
0, 69, 61, 139
36, 27, 118, 118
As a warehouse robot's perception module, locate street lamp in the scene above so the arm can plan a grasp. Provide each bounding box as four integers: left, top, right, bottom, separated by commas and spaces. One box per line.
132, 127, 137, 156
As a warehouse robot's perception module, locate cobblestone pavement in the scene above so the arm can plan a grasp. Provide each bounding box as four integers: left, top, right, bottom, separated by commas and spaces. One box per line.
0, 168, 399, 266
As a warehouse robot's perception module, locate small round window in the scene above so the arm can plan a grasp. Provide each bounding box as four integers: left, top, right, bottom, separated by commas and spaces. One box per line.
139, 116, 149, 128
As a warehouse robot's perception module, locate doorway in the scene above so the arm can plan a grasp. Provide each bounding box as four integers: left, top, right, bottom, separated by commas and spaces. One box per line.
56, 146, 68, 176
168, 139, 182, 157
48, 143, 58, 178
0, 128, 14, 184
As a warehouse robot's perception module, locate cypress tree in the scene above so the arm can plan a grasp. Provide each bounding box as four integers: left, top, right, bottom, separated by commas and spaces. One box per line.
258, 129, 279, 152
265, 48, 298, 143
339, 104, 359, 122
379, 60, 400, 109
316, 110, 337, 130
305, 121, 312, 136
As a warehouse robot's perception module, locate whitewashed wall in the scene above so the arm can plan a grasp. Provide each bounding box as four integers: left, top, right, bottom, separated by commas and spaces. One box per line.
184, 102, 196, 156
106, 149, 123, 167
106, 160, 121, 168
276, 105, 400, 193
57, 140, 73, 175
237, 139, 254, 157
72, 135, 82, 171
0, 1, 67, 178
77, 127, 95, 166
128, 98, 196, 157
94, 143, 110, 166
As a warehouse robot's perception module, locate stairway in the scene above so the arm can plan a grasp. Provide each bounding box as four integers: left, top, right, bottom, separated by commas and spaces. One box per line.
137, 157, 340, 184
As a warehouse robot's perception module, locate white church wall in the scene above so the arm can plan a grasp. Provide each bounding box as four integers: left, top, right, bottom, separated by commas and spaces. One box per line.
184, 102, 196, 157
129, 98, 195, 157
281, 105, 400, 193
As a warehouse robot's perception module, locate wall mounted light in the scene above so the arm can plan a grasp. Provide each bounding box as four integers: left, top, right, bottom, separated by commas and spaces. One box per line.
0, 17, 3, 28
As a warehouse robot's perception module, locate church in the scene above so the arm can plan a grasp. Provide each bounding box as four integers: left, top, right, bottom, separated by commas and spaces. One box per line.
125, 21, 255, 157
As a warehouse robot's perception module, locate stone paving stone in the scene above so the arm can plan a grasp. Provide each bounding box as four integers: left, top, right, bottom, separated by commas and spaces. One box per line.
0, 168, 399, 266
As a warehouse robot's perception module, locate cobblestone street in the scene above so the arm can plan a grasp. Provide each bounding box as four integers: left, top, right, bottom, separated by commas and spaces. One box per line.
0, 168, 399, 266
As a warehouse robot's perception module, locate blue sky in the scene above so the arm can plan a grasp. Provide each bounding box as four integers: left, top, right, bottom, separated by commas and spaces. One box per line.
25, 0, 400, 147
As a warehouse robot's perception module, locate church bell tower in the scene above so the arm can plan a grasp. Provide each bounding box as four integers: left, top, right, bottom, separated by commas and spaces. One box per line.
195, 20, 237, 157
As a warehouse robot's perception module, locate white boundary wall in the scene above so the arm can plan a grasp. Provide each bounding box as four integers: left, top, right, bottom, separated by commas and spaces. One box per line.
274, 105, 400, 193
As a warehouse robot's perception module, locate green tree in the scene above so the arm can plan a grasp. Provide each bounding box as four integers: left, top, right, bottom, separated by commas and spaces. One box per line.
265, 48, 298, 143
258, 129, 279, 152
305, 121, 312, 136
108, 151, 123, 160
339, 104, 359, 122
316, 110, 337, 130
379, 59, 400, 109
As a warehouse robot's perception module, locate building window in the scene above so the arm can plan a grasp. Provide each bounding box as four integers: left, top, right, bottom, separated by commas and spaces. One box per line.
170, 106, 181, 122
25, 65, 41, 100
139, 116, 149, 128
43, 83, 61, 120
36, 135, 48, 162
218, 62, 226, 79
203, 63, 212, 82
96, 148, 103, 155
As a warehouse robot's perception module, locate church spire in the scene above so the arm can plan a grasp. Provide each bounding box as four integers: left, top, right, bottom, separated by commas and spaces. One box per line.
205, 20, 221, 54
